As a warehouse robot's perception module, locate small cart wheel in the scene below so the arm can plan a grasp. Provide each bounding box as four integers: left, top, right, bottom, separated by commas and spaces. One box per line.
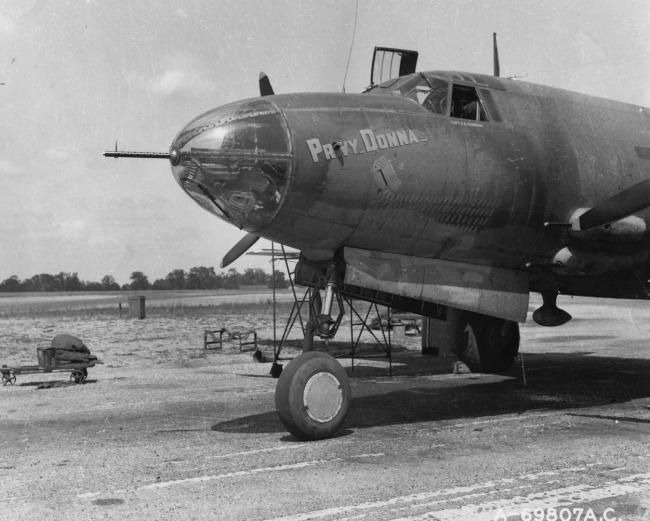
2, 372, 16, 386
71, 368, 88, 384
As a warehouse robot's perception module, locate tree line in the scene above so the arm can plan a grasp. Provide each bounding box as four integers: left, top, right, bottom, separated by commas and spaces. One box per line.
0, 267, 288, 292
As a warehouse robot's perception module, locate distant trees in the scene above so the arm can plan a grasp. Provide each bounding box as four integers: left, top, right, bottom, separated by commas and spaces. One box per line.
150, 267, 283, 290
0, 267, 289, 292
269, 270, 289, 289
222, 268, 240, 289
242, 268, 268, 286
0, 276, 21, 292
186, 266, 218, 289
101, 275, 120, 291
0, 272, 83, 292
165, 269, 186, 290
127, 271, 150, 291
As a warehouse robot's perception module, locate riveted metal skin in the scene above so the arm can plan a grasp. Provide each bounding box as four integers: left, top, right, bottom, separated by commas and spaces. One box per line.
170, 70, 650, 301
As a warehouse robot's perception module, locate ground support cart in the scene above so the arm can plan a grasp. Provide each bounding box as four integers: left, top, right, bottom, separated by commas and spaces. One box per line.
1, 346, 96, 386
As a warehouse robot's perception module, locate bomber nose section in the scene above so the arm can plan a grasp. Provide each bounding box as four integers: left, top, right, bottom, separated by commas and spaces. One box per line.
170, 98, 292, 231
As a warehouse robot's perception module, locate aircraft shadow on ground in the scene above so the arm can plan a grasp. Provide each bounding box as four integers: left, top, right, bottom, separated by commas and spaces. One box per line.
211, 351, 650, 437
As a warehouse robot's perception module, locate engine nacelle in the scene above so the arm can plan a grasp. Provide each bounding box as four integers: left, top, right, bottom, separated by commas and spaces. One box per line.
568, 208, 648, 244
552, 245, 650, 276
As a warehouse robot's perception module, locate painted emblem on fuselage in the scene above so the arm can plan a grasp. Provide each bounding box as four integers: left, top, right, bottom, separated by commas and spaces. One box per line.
306, 127, 426, 163
372, 156, 402, 192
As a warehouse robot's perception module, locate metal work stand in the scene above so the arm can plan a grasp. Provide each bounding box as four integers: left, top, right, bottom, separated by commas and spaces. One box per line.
270, 287, 394, 376
268, 245, 307, 376
266, 244, 394, 377
344, 297, 393, 376
204, 329, 258, 352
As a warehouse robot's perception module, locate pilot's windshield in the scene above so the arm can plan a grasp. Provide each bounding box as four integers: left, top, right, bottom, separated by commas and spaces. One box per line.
408, 77, 449, 115
366, 73, 449, 115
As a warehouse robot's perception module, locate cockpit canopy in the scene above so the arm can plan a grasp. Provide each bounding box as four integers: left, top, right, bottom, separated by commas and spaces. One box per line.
366, 72, 501, 122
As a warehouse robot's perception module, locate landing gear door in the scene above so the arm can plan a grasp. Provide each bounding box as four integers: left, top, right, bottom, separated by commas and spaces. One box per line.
370, 47, 419, 87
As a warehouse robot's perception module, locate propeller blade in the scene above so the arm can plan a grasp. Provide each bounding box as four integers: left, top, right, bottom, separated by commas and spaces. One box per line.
259, 72, 274, 96
221, 233, 260, 268
578, 179, 650, 230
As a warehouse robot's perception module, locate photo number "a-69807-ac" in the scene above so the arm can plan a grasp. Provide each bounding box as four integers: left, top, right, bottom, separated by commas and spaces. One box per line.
493, 507, 621, 521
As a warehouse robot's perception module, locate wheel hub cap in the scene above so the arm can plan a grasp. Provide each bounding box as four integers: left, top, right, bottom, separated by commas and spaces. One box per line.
303, 372, 343, 423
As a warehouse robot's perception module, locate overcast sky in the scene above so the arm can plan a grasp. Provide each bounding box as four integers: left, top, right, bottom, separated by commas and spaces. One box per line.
1, 0, 648, 285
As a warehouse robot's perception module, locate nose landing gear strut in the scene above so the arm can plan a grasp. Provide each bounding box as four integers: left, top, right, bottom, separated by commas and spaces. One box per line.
275, 260, 352, 440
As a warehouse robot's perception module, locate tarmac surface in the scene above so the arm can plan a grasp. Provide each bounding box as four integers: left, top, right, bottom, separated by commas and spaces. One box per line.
1, 296, 649, 520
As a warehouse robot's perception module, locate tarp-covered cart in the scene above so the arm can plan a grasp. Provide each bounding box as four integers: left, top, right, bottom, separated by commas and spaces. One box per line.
1, 334, 97, 386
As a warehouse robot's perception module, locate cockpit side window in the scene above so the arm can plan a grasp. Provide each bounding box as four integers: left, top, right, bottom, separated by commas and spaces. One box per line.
450, 84, 487, 121
479, 88, 501, 122
366, 74, 449, 115
365, 74, 499, 123
405, 77, 449, 115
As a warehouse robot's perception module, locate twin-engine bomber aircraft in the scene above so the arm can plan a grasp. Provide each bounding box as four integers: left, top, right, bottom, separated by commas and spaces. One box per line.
106, 45, 650, 440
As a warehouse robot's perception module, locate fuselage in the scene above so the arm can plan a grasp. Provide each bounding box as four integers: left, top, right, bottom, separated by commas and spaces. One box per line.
170, 71, 650, 298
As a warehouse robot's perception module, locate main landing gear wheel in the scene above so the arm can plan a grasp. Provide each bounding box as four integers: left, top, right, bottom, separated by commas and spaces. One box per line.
456, 313, 520, 373
275, 351, 351, 441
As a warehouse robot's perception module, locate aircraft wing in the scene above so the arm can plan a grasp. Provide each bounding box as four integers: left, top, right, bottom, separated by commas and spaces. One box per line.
342, 248, 529, 323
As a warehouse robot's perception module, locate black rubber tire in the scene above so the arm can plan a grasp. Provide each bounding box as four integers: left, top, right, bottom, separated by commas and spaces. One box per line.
275, 351, 351, 441
457, 312, 519, 373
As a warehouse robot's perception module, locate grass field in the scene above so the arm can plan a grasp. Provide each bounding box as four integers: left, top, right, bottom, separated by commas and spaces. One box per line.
0, 288, 296, 317
0, 290, 294, 366
0, 289, 415, 371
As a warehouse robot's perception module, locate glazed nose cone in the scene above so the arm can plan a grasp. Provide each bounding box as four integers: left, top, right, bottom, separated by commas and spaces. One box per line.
170, 97, 292, 231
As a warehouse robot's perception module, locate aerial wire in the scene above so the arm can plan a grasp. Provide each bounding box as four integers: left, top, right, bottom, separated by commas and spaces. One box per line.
507, 53, 639, 80
342, 0, 360, 92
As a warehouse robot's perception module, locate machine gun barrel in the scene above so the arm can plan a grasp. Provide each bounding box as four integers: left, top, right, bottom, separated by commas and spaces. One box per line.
103, 150, 170, 159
